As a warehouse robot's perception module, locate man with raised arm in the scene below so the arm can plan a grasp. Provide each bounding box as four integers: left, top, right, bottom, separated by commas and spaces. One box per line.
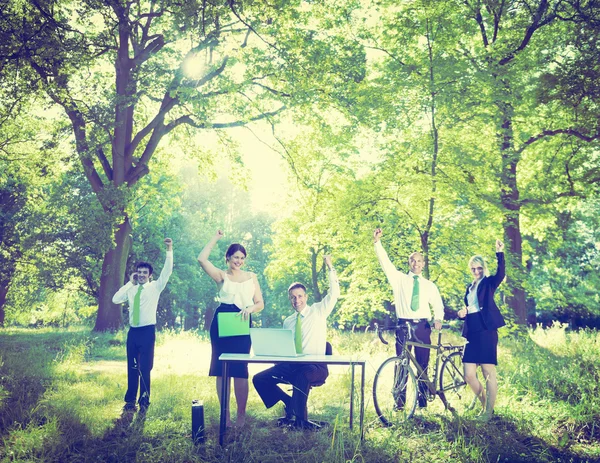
373, 228, 444, 407
112, 238, 173, 411
253, 255, 340, 430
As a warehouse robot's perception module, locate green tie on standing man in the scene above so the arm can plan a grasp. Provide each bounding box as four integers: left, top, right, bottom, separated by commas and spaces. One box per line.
113, 238, 174, 411
373, 228, 444, 408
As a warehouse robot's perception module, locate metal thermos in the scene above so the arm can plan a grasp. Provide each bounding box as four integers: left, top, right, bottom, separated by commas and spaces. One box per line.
191, 400, 205, 443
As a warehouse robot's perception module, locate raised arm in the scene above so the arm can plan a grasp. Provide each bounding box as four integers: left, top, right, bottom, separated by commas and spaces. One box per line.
487, 239, 506, 290
319, 255, 340, 317
197, 230, 226, 283
155, 238, 174, 291
373, 228, 400, 283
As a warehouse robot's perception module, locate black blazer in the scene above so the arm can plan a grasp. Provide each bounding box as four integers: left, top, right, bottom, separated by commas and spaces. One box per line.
461, 252, 506, 338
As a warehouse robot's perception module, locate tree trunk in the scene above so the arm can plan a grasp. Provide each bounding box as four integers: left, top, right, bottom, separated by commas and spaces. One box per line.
310, 248, 322, 302
498, 95, 527, 324
0, 260, 16, 328
0, 281, 8, 327
204, 304, 215, 332
505, 217, 528, 324
93, 218, 132, 331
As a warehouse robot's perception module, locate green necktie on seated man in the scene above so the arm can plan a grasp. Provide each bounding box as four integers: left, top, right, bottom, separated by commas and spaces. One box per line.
411, 275, 419, 312
133, 285, 143, 326
295, 313, 302, 354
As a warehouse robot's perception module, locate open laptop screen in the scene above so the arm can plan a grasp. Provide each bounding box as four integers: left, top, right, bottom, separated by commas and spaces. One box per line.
250, 328, 306, 357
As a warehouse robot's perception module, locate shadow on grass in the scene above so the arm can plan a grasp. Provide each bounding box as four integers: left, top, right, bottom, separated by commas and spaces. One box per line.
90, 408, 148, 463
0, 375, 48, 434
404, 412, 593, 463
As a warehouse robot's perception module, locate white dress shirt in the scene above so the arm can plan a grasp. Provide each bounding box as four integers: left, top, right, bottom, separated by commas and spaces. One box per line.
374, 241, 444, 321
283, 269, 340, 355
466, 280, 481, 313
112, 251, 173, 327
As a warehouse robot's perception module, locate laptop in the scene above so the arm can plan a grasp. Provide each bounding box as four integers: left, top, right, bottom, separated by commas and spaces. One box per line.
250, 328, 306, 357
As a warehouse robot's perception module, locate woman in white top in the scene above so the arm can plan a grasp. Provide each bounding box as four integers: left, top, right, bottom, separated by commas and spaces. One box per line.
198, 230, 264, 427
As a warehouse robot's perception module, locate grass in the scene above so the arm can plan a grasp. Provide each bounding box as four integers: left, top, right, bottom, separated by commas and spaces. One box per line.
0, 324, 598, 462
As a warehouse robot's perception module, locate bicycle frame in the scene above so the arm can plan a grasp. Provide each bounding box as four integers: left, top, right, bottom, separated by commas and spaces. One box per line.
382, 323, 463, 411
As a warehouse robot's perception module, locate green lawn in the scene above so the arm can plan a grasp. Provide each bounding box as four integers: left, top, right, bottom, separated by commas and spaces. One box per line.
0, 325, 598, 462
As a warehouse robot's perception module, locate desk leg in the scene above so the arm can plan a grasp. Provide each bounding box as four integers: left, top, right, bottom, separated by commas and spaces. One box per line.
350, 363, 355, 429
219, 362, 229, 446
360, 363, 365, 440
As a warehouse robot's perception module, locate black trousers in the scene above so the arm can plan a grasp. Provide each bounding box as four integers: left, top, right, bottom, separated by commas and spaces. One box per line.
253, 363, 329, 420
125, 325, 156, 405
396, 319, 431, 401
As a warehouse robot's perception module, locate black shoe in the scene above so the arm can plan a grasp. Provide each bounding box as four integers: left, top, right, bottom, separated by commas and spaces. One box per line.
123, 402, 137, 412
292, 418, 322, 431
138, 399, 150, 411
277, 416, 294, 427
276, 403, 294, 427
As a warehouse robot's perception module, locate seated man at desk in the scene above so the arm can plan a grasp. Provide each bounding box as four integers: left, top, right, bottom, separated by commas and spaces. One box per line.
253, 255, 340, 430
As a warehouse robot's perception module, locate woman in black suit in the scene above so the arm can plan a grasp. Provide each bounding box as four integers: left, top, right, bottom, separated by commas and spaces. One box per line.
457, 239, 505, 421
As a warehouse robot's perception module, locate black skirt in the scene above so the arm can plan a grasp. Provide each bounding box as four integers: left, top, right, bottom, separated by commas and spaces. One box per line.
462, 312, 498, 365
209, 303, 251, 378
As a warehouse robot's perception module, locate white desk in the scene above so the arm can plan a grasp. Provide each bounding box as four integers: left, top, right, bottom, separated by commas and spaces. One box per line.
218, 353, 366, 445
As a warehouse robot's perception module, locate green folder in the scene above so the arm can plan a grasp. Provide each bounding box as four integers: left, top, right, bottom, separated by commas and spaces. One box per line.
218, 312, 250, 337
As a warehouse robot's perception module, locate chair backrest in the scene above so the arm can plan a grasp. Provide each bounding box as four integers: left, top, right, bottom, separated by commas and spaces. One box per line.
309, 342, 333, 389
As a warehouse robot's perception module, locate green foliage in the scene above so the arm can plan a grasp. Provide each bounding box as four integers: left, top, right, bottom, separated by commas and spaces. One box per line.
1, 0, 600, 333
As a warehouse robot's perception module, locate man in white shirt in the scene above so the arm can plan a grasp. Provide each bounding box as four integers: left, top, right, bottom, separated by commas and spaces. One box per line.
373, 228, 444, 407
112, 238, 173, 411
253, 255, 340, 430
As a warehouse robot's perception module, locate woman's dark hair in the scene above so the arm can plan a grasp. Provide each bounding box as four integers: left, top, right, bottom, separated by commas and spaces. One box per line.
225, 243, 247, 260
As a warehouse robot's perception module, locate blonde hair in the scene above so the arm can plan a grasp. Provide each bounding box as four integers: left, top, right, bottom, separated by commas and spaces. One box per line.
468, 255, 488, 276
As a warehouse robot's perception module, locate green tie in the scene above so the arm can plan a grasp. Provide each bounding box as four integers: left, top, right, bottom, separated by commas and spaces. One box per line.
411, 275, 419, 312
295, 313, 302, 354
133, 285, 143, 326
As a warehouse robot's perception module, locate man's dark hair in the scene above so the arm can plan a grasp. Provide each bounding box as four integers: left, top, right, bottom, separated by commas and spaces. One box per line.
226, 243, 247, 260
137, 262, 153, 275
287, 282, 307, 293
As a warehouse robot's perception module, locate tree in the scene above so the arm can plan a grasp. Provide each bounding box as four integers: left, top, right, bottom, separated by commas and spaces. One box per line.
1, 0, 363, 330
452, 0, 600, 323
353, 0, 600, 325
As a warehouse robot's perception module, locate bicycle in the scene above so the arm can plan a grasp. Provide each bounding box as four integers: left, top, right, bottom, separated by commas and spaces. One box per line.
372, 322, 476, 426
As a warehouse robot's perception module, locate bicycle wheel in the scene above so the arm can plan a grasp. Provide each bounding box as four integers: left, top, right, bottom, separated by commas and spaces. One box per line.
439, 351, 477, 413
373, 356, 418, 426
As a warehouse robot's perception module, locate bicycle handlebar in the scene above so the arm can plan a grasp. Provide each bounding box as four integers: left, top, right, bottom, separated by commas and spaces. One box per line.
375, 323, 389, 345
374, 321, 454, 346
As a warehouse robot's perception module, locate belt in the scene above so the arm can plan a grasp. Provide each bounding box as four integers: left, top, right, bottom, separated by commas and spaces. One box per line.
398, 318, 428, 324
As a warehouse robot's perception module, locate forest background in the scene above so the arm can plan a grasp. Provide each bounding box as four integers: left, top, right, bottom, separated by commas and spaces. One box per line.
1, 0, 600, 334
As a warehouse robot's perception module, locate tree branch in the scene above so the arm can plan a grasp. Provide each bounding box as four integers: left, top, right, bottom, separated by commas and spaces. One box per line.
519, 128, 600, 151
499, 0, 556, 65
97, 147, 113, 180
163, 106, 286, 133
182, 56, 229, 89
228, 0, 283, 54
251, 81, 292, 97
28, 62, 105, 197
132, 35, 165, 67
